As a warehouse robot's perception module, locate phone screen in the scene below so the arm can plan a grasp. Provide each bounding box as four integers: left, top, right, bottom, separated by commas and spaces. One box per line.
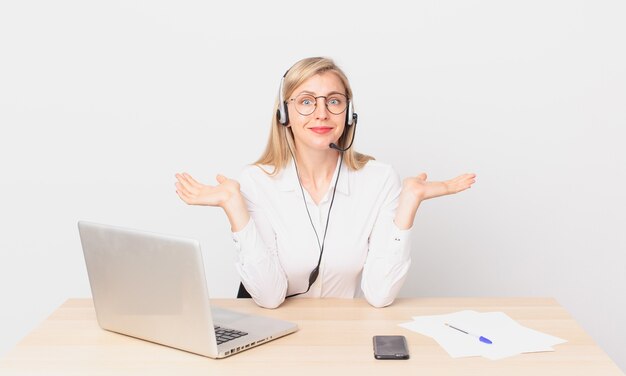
373, 335, 410, 360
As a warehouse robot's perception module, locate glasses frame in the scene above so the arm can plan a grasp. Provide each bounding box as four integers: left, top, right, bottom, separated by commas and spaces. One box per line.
288, 92, 349, 116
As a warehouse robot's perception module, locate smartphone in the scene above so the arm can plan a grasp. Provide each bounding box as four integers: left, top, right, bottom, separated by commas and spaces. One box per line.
372, 335, 410, 360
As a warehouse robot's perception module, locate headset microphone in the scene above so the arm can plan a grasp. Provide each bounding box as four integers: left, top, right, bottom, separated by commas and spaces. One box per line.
329, 113, 358, 152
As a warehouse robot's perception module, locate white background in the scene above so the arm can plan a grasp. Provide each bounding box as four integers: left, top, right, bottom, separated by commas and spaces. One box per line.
1, 0, 625, 371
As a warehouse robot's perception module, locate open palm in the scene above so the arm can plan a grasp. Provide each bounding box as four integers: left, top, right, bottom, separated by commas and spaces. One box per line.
402, 172, 476, 202
175, 173, 241, 207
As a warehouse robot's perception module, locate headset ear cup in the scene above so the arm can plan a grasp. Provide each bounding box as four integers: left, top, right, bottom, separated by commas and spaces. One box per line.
282, 103, 289, 126
345, 100, 354, 127
277, 73, 289, 126
277, 101, 289, 126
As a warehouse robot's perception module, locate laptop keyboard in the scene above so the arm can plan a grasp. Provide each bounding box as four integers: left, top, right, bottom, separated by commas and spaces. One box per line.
214, 326, 248, 345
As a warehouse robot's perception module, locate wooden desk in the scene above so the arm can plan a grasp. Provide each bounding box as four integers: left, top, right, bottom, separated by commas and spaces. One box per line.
0, 298, 623, 375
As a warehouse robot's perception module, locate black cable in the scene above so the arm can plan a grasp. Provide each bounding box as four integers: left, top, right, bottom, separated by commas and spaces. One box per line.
284, 128, 343, 298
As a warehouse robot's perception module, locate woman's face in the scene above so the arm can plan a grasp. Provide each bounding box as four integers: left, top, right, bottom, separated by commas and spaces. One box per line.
287, 72, 348, 153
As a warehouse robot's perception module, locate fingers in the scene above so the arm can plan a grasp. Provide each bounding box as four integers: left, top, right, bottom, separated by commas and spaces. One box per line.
461, 173, 476, 188
417, 172, 427, 181
451, 173, 475, 182
175, 172, 205, 204
175, 187, 189, 203
175, 172, 190, 186
448, 173, 476, 193
177, 172, 213, 190
467, 173, 476, 187
175, 173, 194, 195
182, 173, 203, 189
175, 181, 194, 204
461, 173, 476, 185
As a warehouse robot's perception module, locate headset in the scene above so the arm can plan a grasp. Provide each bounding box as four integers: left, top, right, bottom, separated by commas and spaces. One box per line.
276, 71, 357, 130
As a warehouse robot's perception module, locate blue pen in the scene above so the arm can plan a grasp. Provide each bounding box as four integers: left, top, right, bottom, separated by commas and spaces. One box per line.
445, 323, 493, 344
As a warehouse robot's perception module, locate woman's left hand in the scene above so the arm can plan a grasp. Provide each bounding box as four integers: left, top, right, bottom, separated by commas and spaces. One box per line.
401, 172, 476, 204
394, 172, 476, 230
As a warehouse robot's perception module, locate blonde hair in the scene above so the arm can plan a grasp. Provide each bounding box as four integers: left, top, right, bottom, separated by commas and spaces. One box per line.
255, 57, 374, 175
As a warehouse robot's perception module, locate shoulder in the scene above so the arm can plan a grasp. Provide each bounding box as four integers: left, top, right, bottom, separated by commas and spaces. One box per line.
239, 164, 274, 179
348, 160, 402, 197
354, 160, 400, 182
237, 164, 280, 193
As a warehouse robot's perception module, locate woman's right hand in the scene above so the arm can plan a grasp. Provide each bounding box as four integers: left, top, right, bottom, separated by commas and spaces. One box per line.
176, 172, 250, 232
175, 173, 242, 208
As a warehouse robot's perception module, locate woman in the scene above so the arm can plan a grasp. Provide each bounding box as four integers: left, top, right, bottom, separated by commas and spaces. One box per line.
175, 57, 475, 308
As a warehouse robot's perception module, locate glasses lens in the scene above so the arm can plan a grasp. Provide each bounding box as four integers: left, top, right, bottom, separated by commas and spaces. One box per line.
294, 94, 317, 116
326, 94, 347, 115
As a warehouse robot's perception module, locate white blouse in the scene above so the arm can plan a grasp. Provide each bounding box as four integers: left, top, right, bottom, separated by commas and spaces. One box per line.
232, 158, 412, 308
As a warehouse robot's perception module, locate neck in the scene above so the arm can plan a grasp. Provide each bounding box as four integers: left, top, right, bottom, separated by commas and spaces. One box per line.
293, 148, 340, 187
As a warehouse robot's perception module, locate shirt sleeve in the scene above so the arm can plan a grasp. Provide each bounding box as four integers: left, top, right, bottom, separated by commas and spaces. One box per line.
361, 167, 412, 308
231, 168, 288, 309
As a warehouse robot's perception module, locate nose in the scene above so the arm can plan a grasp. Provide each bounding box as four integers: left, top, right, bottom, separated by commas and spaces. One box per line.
313, 97, 329, 119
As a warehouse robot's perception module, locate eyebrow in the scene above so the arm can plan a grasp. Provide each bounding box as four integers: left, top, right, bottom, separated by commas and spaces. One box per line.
296, 90, 347, 97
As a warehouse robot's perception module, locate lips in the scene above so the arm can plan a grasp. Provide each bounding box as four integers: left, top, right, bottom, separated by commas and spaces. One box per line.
309, 127, 333, 134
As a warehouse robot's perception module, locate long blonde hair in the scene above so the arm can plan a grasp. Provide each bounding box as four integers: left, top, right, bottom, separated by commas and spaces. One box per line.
255, 57, 374, 175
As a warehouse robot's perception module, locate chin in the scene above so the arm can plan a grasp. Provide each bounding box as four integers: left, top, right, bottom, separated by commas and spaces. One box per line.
306, 140, 335, 151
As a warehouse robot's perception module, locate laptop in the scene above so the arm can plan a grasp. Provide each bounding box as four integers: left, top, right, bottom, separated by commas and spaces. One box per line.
78, 221, 298, 358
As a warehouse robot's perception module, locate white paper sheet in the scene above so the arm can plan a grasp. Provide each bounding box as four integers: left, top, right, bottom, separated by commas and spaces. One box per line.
399, 310, 566, 360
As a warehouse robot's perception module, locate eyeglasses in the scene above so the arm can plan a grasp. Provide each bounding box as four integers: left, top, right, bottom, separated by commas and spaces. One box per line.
289, 92, 349, 116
